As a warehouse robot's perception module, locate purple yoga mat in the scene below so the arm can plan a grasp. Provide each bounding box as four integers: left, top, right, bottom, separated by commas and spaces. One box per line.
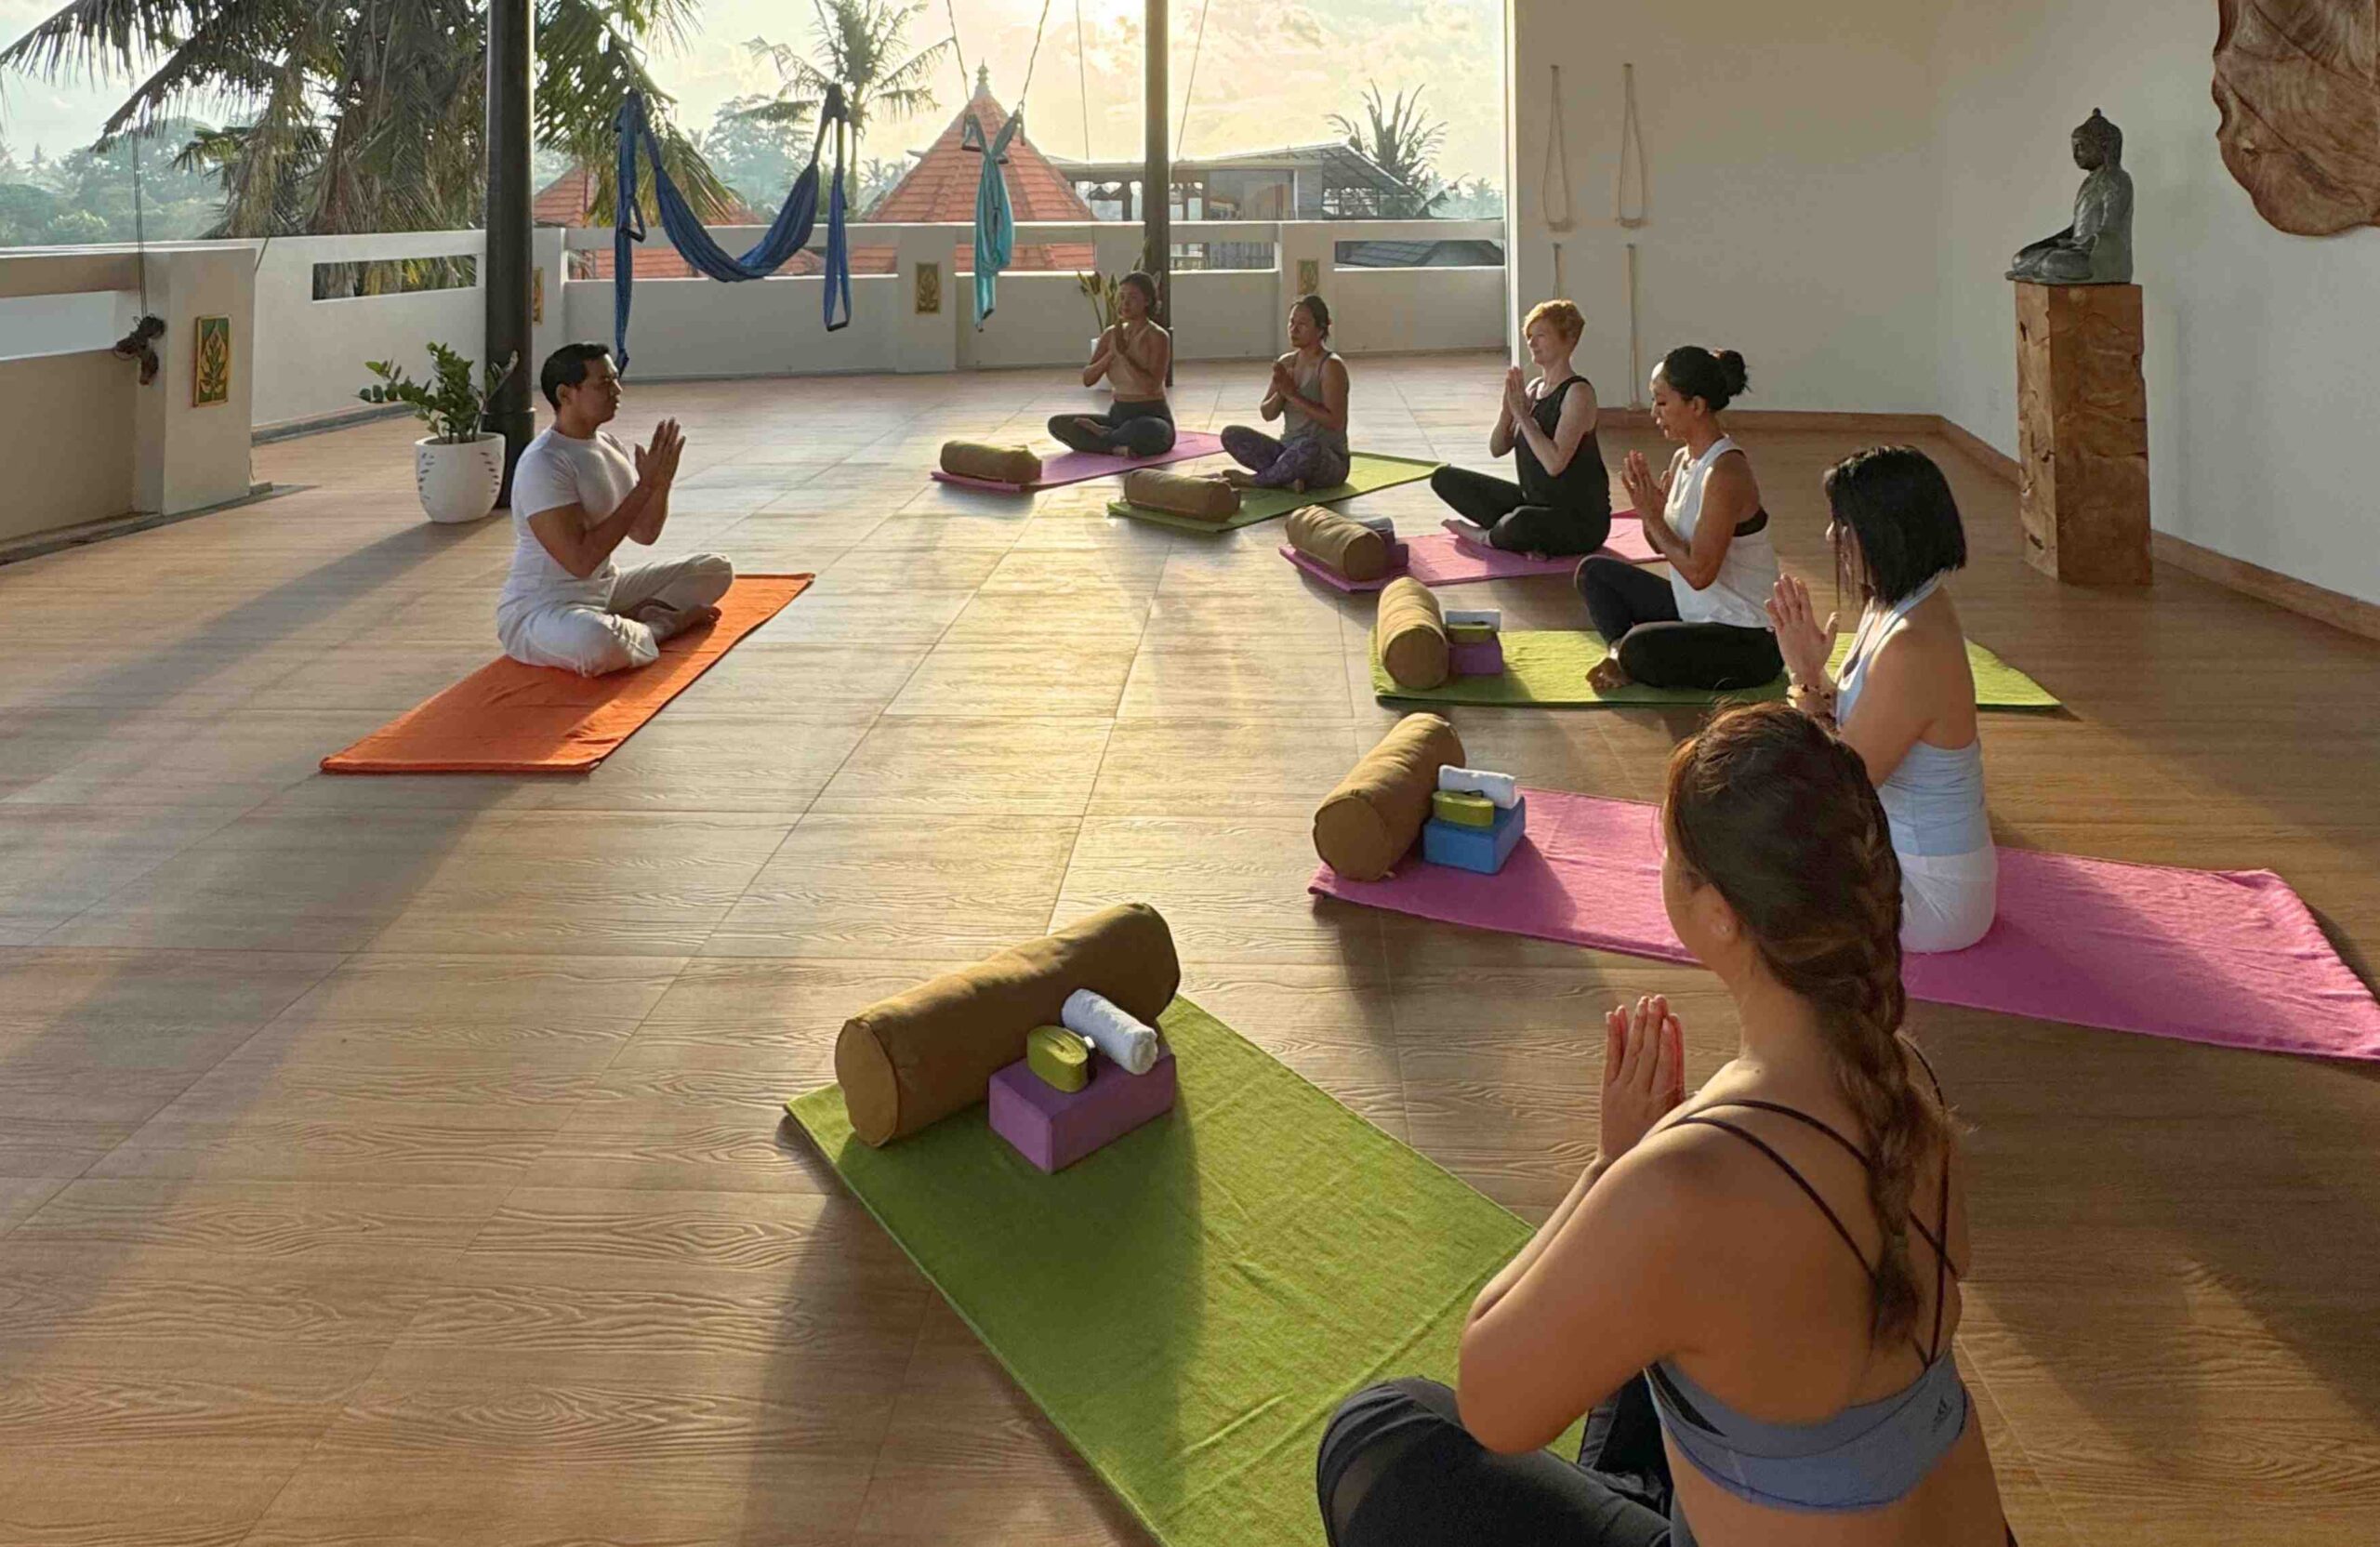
930, 431, 1227, 493
1278, 522, 1659, 594
1309, 787, 2380, 1062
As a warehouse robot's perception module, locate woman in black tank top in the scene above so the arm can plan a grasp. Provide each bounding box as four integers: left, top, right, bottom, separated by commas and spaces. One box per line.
1430, 299, 1613, 555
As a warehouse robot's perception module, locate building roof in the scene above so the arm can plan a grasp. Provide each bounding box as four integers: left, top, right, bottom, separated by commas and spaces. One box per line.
851, 72, 1095, 274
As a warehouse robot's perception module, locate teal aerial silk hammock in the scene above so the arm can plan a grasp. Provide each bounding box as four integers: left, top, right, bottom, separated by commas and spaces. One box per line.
967, 109, 1022, 326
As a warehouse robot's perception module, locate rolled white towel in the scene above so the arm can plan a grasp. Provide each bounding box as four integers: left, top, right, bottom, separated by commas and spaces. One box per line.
1441, 608, 1502, 629
1061, 988, 1161, 1076
1437, 765, 1519, 809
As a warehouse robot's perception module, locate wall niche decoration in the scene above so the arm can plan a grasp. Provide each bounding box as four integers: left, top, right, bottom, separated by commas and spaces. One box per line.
2214, 0, 2380, 235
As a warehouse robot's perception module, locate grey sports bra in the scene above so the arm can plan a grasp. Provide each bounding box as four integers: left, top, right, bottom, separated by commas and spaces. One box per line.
1646, 1046, 1970, 1543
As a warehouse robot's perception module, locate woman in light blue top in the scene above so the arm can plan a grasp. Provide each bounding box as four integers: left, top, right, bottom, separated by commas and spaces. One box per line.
1316, 705, 2015, 1547
1769, 446, 1995, 953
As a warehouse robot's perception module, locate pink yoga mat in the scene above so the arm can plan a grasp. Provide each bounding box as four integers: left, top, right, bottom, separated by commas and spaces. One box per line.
1309, 788, 2380, 1062
1280, 522, 1661, 594
930, 432, 1226, 493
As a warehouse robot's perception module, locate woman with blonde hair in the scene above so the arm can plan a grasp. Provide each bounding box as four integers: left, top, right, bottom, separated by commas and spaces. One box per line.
1430, 298, 1612, 555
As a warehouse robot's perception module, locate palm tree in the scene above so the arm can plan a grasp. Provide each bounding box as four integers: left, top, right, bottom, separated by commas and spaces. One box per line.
1328, 82, 1450, 218
0, 0, 734, 237
742, 0, 953, 199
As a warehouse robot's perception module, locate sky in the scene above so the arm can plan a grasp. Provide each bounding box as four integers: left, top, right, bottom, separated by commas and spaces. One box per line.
0, 0, 1504, 183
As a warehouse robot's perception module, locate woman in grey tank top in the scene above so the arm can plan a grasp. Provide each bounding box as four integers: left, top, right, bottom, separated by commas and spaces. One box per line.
1222, 295, 1352, 492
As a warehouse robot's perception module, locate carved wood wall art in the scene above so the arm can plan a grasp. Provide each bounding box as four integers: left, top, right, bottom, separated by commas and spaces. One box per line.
2214, 0, 2380, 235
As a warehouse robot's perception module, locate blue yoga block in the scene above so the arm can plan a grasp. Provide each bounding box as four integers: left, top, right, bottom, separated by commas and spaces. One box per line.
1422, 795, 1527, 875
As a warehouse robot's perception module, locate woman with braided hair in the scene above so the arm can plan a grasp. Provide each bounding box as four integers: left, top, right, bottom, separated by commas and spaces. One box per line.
1316, 703, 2014, 1547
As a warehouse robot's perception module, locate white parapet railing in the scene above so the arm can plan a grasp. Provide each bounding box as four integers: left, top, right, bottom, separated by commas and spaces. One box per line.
1, 218, 1504, 448
559, 218, 1507, 380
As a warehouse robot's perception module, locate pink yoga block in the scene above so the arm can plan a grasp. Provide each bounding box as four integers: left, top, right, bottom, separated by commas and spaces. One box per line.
988, 1046, 1179, 1173
1449, 636, 1505, 676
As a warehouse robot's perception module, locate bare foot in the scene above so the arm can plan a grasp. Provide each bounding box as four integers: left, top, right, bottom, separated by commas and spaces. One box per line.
1221, 469, 1257, 489
1587, 655, 1632, 692
1289, 479, 1307, 495
628, 601, 721, 643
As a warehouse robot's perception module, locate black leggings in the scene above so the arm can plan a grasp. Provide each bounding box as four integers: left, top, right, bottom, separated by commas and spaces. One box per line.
1576, 555, 1783, 692
1049, 399, 1175, 457
1317, 1376, 1674, 1547
1318, 1374, 2022, 1547
1431, 466, 1611, 556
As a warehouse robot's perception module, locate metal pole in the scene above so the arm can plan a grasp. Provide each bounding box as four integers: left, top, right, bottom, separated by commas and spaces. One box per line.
484, 0, 536, 504
1143, 0, 1170, 368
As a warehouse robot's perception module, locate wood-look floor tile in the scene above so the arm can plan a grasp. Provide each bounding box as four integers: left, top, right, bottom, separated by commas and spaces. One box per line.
1056, 816, 1383, 968
707, 813, 1078, 959
883, 643, 1137, 718
1089, 718, 1365, 817
813, 715, 1113, 816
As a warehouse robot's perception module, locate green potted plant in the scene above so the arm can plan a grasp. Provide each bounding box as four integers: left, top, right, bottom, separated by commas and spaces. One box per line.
1076, 271, 1121, 354
359, 344, 520, 524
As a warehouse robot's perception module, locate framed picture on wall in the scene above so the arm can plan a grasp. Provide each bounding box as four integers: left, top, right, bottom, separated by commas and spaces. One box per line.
916, 261, 942, 314
192, 315, 231, 407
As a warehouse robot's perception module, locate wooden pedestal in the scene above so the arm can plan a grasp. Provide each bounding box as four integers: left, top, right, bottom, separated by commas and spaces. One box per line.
2014, 282, 2151, 585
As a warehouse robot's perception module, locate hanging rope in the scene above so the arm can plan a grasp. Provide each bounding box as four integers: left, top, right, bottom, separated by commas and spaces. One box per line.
614, 88, 851, 371
944, 0, 972, 101
131, 128, 150, 314
1176, 0, 1213, 160
1540, 63, 1574, 234
1018, 0, 1058, 105
1075, 0, 1091, 158
1616, 62, 1648, 228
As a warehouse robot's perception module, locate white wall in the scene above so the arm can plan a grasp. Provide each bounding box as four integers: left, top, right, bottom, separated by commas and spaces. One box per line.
1935, 0, 2380, 607
1505, 0, 1942, 411
250, 231, 485, 432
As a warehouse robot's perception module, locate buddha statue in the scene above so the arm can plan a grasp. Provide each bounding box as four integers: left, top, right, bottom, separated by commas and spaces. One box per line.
2008, 110, 2134, 285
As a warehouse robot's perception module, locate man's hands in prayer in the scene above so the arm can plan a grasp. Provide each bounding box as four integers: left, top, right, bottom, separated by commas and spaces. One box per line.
634, 418, 685, 494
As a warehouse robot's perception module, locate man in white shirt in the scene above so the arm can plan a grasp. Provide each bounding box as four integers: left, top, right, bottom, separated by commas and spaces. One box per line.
496, 343, 734, 676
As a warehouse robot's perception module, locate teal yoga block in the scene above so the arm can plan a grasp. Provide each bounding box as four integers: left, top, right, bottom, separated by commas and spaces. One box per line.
1421, 794, 1527, 875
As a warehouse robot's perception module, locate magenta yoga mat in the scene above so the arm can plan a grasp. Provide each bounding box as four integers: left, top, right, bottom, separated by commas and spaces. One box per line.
1309, 787, 2380, 1062
1279, 522, 1661, 595
931, 432, 1226, 493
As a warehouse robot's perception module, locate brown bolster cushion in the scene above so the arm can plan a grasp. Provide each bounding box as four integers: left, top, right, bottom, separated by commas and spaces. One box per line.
1124, 469, 1241, 521
1374, 575, 1450, 689
833, 903, 1182, 1146
941, 441, 1045, 485
1287, 505, 1393, 581
1314, 714, 1467, 880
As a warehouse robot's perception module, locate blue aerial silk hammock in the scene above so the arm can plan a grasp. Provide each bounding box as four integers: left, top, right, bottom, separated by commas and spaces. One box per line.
612, 86, 853, 372
966, 108, 1022, 327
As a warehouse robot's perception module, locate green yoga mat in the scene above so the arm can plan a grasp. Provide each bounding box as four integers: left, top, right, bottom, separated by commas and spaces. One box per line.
1107, 452, 1441, 533
786, 998, 1539, 1547
1374, 629, 2060, 710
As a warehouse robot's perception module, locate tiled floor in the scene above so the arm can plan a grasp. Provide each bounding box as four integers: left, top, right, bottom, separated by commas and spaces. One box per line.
2, 354, 2378, 1544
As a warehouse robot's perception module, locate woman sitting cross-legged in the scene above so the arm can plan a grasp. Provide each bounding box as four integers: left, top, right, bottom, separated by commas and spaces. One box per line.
1429, 298, 1613, 556
1051, 271, 1176, 457
1770, 446, 1996, 954
1316, 702, 2016, 1547
1580, 346, 1781, 692
1220, 294, 1351, 493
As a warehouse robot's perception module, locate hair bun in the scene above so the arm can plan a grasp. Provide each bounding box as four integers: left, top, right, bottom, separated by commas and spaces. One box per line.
1715, 350, 1749, 397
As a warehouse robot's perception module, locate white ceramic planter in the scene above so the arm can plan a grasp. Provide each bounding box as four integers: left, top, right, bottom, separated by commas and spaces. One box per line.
414, 433, 505, 524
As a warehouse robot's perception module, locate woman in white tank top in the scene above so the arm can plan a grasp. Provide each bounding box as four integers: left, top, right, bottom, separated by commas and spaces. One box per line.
1578, 347, 1784, 692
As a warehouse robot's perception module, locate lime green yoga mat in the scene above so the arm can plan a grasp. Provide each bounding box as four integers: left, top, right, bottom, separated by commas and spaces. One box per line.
1373, 630, 2060, 710
1107, 451, 1441, 532
786, 998, 1538, 1547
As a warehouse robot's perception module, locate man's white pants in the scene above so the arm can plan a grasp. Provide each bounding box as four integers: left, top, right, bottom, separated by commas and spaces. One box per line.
500, 554, 734, 677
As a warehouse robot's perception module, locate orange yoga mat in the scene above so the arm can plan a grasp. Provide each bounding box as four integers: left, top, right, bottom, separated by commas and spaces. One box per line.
322, 575, 813, 774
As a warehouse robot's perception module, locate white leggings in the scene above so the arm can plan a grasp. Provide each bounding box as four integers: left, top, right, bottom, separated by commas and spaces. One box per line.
500, 554, 734, 677
1898, 846, 1999, 954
